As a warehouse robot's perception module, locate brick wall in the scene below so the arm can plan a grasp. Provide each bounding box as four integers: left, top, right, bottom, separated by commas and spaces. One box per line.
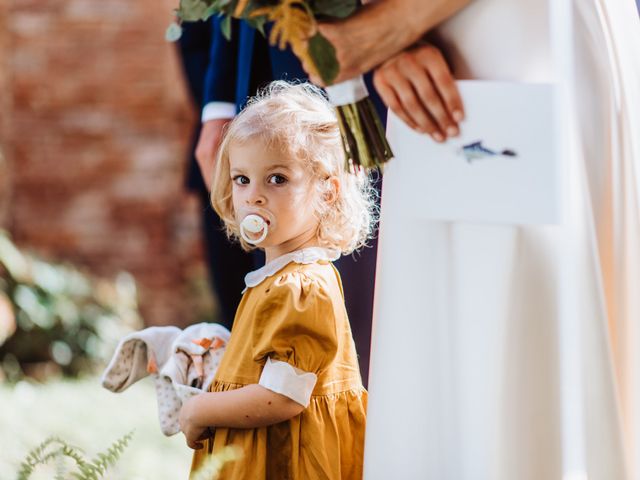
1, 0, 217, 326
0, 0, 10, 224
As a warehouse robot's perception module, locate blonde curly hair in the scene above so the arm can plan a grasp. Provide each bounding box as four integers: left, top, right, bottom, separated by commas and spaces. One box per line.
210, 81, 378, 255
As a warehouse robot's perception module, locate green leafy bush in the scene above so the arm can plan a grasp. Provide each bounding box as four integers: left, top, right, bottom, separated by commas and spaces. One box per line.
0, 231, 142, 381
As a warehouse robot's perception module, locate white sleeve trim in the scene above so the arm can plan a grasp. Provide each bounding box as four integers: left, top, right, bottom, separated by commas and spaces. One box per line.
201, 101, 236, 122
258, 357, 318, 408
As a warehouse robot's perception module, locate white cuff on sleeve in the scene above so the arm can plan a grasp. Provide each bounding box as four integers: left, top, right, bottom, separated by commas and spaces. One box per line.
258, 357, 318, 408
201, 102, 236, 123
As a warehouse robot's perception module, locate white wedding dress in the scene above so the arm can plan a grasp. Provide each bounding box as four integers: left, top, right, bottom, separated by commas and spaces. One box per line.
364, 1, 640, 479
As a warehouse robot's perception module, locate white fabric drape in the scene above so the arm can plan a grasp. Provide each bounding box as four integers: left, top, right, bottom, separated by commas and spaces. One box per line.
364, 0, 640, 478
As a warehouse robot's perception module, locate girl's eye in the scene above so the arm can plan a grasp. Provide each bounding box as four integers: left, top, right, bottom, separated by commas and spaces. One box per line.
268, 174, 287, 185
233, 175, 249, 185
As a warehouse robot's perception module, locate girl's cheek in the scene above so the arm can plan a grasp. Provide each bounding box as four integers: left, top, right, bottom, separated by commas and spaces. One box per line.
290, 184, 312, 200
232, 186, 244, 203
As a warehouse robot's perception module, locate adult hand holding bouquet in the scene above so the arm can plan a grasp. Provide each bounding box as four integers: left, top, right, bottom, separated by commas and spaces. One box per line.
305, 0, 468, 142
167, 0, 393, 171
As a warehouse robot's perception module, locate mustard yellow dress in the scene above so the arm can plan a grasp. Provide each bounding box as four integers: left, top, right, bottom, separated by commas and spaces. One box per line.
190, 256, 367, 479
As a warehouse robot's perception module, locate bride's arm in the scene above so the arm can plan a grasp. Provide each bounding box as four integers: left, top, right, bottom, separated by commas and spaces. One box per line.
308, 0, 473, 85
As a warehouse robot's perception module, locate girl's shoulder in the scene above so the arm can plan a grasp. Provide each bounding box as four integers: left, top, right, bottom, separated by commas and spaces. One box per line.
247, 260, 342, 311
268, 260, 339, 292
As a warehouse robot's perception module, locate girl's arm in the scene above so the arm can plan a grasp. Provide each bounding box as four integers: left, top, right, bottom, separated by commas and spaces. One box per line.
179, 384, 304, 448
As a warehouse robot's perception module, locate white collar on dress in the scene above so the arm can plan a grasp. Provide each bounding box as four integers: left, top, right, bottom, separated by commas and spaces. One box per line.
243, 247, 340, 292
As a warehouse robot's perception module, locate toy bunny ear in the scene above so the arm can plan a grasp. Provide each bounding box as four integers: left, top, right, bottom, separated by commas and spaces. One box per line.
101, 326, 182, 392
101, 338, 152, 392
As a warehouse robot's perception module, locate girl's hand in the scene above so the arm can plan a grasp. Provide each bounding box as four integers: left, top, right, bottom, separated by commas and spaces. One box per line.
373, 44, 464, 142
179, 396, 213, 450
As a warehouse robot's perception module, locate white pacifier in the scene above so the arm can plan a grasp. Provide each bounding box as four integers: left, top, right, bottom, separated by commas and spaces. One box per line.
240, 214, 268, 245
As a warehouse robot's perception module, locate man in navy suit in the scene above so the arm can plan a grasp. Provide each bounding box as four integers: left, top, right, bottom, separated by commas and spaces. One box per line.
195, 17, 385, 385
177, 20, 255, 331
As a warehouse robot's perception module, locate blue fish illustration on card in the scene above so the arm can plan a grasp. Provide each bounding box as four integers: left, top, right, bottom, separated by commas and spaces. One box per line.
459, 141, 517, 163
385, 80, 560, 225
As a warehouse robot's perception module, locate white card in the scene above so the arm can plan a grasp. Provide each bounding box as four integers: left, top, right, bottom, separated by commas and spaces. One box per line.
385, 80, 560, 225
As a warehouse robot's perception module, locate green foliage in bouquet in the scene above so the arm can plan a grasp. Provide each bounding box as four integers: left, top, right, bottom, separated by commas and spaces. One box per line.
0, 231, 142, 382
17, 431, 134, 480
171, 0, 356, 85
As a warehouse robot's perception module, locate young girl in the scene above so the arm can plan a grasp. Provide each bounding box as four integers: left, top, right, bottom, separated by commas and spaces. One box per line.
179, 81, 377, 479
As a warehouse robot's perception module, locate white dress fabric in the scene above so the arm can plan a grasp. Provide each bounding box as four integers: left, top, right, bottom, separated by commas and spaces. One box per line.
364, 1, 640, 479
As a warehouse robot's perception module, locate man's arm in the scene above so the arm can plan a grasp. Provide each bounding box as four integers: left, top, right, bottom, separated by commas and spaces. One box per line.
195, 16, 239, 190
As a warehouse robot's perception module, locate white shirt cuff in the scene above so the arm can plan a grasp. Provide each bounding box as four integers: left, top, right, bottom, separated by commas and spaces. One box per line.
201, 102, 236, 122
258, 357, 318, 408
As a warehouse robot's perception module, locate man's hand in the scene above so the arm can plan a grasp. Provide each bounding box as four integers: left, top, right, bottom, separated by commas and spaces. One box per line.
301, 0, 472, 86
304, 15, 396, 86
373, 44, 464, 142
195, 118, 232, 191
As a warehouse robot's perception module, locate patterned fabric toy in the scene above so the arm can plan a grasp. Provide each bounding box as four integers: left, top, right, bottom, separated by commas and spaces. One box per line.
101, 322, 230, 435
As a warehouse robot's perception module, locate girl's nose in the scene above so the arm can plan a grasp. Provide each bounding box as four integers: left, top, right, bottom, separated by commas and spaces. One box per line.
246, 186, 266, 205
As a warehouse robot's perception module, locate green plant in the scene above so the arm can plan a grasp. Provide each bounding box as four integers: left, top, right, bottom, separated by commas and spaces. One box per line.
0, 378, 193, 478
17, 431, 134, 480
0, 231, 142, 381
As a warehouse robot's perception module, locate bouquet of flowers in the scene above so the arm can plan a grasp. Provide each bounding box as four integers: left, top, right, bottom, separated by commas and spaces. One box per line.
166, 0, 393, 171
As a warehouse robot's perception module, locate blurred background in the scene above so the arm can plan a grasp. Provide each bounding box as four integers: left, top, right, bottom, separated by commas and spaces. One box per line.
0, 0, 219, 477
0, 0, 216, 328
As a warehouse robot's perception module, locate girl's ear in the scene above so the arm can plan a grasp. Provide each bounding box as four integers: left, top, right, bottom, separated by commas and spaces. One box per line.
324, 176, 340, 204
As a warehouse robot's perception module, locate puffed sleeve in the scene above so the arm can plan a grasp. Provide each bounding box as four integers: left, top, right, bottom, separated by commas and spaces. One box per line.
253, 270, 339, 407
